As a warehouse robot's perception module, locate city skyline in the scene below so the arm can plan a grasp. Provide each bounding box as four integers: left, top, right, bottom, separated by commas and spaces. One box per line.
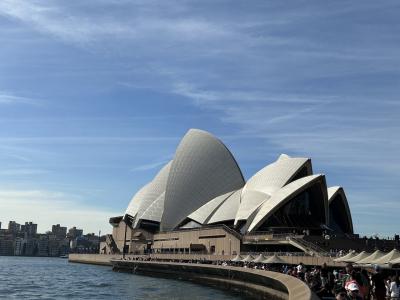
0, 219, 90, 235
0, 1, 399, 235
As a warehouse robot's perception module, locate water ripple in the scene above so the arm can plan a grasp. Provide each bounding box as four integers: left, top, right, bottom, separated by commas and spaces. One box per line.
0, 257, 242, 299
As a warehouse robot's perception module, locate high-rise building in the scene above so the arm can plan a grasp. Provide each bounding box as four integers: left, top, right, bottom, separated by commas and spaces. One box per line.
68, 227, 83, 240
14, 238, 25, 256
8, 221, 21, 234
21, 222, 38, 237
37, 235, 49, 256
52, 224, 67, 239
0, 229, 14, 255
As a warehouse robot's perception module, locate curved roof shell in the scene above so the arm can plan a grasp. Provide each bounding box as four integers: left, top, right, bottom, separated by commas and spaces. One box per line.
137, 192, 165, 224
235, 155, 312, 225
161, 129, 245, 231
328, 186, 353, 234
207, 189, 242, 224
247, 174, 328, 233
124, 161, 171, 227
125, 183, 152, 221
133, 161, 172, 226
187, 191, 235, 224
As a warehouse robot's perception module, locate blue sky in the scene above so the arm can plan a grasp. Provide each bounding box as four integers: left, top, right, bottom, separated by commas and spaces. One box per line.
0, 1, 399, 236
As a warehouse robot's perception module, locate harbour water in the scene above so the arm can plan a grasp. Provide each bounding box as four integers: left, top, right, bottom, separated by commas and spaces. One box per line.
0, 256, 242, 299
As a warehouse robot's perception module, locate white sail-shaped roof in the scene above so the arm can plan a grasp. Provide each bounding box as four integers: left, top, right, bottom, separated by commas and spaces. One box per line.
161, 129, 245, 231
125, 183, 152, 220
242, 155, 311, 195
328, 186, 353, 234
187, 191, 235, 224
136, 192, 165, 224
207, 189, 242, 224
247, 174, 328, 232
235, 155, 312, 225
132, 161, 172, 226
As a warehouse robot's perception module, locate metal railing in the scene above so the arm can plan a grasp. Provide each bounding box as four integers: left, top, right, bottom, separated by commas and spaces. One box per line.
288, 237, 328, 256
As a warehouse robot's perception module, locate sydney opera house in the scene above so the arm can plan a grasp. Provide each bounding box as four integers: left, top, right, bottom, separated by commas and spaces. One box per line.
105, 129, 354, 256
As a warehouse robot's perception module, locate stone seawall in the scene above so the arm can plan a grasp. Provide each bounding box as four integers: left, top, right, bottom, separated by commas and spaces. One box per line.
69, 254, 323, 300
111, 260, 319, 300
68, 254, 116, 266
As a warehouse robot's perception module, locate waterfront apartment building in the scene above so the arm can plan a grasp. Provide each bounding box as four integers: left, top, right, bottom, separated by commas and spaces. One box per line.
21, 222, 38, 238
0, 221, 95, 256
67, 227, 83, 240
52, 224, 67, 240
8, 221, 21, 234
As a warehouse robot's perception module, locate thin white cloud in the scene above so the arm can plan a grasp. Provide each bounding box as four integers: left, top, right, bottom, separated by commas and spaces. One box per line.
0, 169, 49, 176
131, 159, 170, 172
0, 136, 179, 145
0, 91, 38, 105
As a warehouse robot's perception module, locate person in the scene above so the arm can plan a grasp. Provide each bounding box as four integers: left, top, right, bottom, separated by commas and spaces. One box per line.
345, 271, 365, 298
389, 275, 400, 300
371, 266, 386, 300
347, 283, 363, 300
321, 262, 329, 286
342, 263, 354, 285
345, 271, 361, 292
297, 262, 305, 280
336, 287, 350, 300
360, 269, 371, 300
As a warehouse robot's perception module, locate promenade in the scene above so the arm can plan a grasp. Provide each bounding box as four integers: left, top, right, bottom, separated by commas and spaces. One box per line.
69, 253, 326, 300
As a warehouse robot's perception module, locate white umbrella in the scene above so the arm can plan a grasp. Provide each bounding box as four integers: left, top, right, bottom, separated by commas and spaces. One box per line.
356, 250, 385, 265
262, 254, 286, 264
347, 251, 371, 263
241, 255, 255, 262
230, 254, 243, 262
371, 249, 400, 265
252, 254, 267, 263
387, 255, 400, 265
333, 251, 358, 262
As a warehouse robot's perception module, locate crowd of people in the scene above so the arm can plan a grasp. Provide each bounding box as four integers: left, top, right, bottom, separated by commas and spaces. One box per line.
282, 262, 399, 300
121, 255, 399, 300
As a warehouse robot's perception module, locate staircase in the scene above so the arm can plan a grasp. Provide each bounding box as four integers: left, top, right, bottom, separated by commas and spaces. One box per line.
106, 234, 120, 254
288, 236, 328, 256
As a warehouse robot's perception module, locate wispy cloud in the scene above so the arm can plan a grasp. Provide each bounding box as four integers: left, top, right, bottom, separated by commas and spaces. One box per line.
0, 91, 38, 105
131, 159, 170, 172
0, 168, 49, 176
0, 136, 179, 145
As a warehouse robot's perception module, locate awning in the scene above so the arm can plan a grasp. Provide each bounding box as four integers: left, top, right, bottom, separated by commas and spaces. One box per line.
252, 254, 268, 263
262, 254, 286, 264
356, 250, 385, 265
372, 249, 400, 265
241, 255, 255, 262
333, 251, 357, 262
347, 251, 371, 263
230, 254, 243, 262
